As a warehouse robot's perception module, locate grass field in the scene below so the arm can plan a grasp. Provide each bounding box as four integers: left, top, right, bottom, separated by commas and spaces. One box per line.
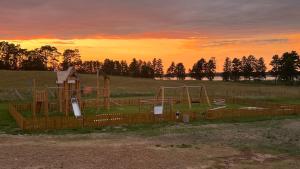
0, 70, 300, 101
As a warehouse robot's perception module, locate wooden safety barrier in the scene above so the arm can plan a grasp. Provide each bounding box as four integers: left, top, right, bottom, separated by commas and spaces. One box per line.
9, 103, 196, 131
205, 106, 300, 120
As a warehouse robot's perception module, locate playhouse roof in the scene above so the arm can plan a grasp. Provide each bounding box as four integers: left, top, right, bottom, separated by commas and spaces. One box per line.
56, 67, 77, 84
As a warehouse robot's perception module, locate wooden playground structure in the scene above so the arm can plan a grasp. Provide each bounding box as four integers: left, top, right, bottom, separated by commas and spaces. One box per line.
31, 67, 111, 118
139, 85, 211, 115
156, 85, 211, 109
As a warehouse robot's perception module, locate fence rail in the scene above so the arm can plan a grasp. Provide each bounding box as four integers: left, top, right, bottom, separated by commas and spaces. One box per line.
8, 103, 197, 131
205, 106, 300, 120
8, 97, 300, 131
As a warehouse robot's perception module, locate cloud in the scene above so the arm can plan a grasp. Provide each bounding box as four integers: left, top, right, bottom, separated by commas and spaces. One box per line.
0, 0, 300, 39
202, 38, 289, 47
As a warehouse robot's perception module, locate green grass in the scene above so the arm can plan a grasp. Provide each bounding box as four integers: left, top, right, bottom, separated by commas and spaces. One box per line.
0, 103, 21, 134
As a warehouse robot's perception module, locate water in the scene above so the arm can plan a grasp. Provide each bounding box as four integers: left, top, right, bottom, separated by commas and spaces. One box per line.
155, 75, 276, 81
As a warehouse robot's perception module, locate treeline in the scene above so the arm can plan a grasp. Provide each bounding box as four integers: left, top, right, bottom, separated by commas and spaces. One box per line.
0, 41, 299, 82
222, 52, 300, 82
0, 41, 164, 78
222, 56, 267, 81
165, 58, 217, 80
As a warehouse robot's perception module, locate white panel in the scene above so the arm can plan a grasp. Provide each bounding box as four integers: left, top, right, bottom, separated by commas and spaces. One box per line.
154, 106, 163, 115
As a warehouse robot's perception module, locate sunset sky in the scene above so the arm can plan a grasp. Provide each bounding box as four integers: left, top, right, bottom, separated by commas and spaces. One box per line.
1, 0, 300, 71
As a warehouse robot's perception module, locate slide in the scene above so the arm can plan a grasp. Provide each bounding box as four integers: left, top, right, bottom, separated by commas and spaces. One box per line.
71, 97, 82, 117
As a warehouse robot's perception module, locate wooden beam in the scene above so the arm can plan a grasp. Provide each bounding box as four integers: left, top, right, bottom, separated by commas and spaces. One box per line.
202, 85, 211, 107
32, 79, 36, 118
185, 86, 192, 109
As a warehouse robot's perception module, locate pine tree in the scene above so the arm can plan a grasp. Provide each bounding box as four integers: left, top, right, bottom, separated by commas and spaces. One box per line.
175, 63, 186, 80
190, 58, 206, 80
222, 57, 232, 81
155, 58, 164, 78
113, 61, 122, 76
120, 60, 129, 76
129, 58, 140, 77
279, 51, 299, 81
166, 62, 176, 78
270, 55, 281, 82
141, 61, 154, 78
254, 57, 267, 80
205, 57, 216, 81
241, 55, 256, 80
231, 58, 242, 81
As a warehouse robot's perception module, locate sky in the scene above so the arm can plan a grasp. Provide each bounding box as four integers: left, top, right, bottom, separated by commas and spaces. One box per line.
1, 0, 300, 71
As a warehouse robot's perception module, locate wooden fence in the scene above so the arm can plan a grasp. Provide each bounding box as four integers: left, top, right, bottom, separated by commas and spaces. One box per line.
8, 97, 300, 131
205, 105, 300, 120
8, 104, 26, 129
8, 103, 196, 131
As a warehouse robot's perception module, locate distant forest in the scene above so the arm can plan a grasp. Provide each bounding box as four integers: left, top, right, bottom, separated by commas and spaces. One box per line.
0, 41, 299, 82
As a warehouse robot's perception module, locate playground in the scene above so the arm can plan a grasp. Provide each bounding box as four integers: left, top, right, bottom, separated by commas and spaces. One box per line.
5, 67, 300, 131
8, 67, 215, 131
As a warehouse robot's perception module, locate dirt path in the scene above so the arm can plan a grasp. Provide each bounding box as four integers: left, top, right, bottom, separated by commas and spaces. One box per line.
0, 120, 300, 169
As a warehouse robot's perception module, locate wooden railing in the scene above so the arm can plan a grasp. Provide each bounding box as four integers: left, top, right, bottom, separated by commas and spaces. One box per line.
8, 98, 300, 131
8, 103, 197, 131
8, 104, 26, 129
205, 105, 300, 120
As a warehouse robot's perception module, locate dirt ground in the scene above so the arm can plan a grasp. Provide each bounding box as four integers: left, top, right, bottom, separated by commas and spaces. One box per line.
0, 119, 300, 169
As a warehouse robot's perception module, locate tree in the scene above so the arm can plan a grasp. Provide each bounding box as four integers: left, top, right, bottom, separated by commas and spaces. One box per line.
21, 49, 48, 70
113, 61, 122, 76
190, 58, 206, 80
141, 61, 154, 78
102, 59, 114, 75
39, 45, 60, 71
61, 49, 81, 70
279, 51, 299, 81
0, 41, 25, 70
120, 60, 129, 76
153, 58, 164, 78
222, 57, 232, 81
129, 58, 140, 77
175, 63, 186, 80
241, 55, 256, 80
270, 55, 281, 82
254, 57, 267, 80
166, 62, 176, 78
205, 57, 216, 81
80, 60, 101, 73
231, 58, 242, 81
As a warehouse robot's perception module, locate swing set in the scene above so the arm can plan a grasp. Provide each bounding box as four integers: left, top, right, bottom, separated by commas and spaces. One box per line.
139, 85, 211, 114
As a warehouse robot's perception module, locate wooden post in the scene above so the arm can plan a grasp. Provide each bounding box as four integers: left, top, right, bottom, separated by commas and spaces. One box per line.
104, 76, 110, 110
161, 87, 165, 113
185, 86, 192, 109
96, 69, 100, 108
199, 87, 203, 104
44, 87, 49, 117
64, 82, 69, 116
32, 79, 36, 118
202, 85, 211, 107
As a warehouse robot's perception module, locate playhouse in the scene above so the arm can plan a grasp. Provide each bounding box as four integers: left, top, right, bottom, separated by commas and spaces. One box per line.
56, 67, 81, 116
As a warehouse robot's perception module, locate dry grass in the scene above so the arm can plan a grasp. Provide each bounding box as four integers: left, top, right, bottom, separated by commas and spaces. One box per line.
0, 70, 300, 101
